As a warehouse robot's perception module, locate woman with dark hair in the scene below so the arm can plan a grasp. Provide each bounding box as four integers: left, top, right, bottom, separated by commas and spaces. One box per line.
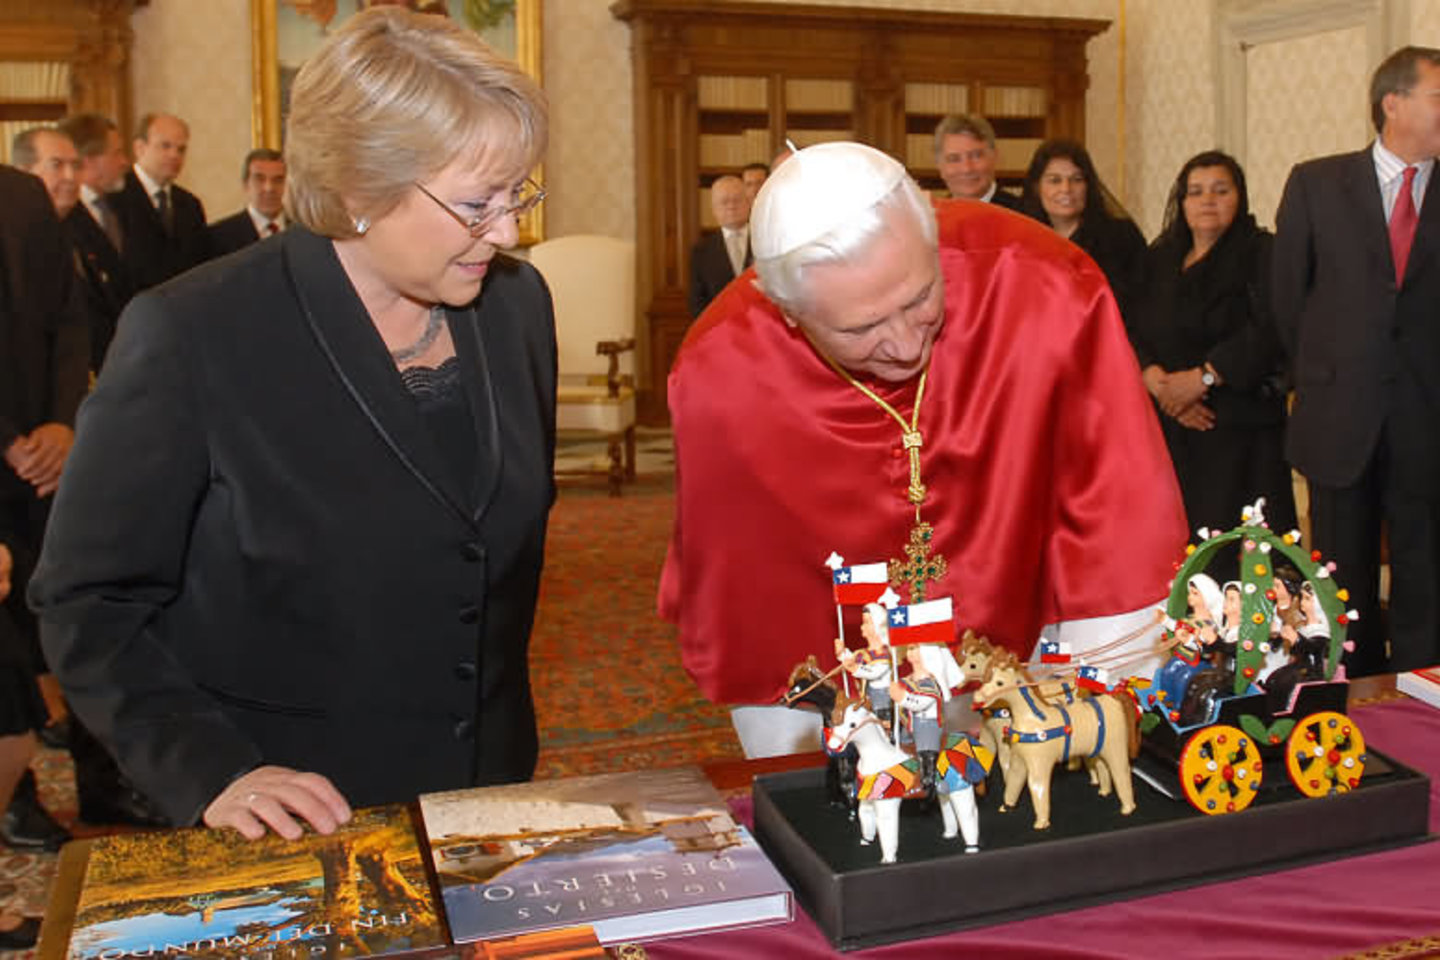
1129, 150, 1296, 541
1019, 139, 1147, 324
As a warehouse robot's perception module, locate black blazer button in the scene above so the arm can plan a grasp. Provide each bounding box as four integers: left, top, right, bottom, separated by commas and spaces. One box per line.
453, 718, 475, 739
458, 604, 479, 624
454, 661, 477, 681
460, 542, 484, 562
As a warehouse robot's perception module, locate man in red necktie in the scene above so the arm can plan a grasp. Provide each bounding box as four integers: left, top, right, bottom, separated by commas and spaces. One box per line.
209, 149, 288, 258
1273, 45, 1440, 677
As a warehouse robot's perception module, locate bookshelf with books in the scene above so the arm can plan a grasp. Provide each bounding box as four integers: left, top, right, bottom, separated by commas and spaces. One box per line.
612, 0, 1109, 423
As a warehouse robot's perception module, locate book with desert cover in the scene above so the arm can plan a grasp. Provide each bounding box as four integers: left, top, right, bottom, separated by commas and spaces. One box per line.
417, 766, 792, 945
65, 804, 446, 960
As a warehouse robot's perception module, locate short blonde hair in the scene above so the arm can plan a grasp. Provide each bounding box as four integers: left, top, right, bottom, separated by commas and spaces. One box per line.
286, 6, 547, 238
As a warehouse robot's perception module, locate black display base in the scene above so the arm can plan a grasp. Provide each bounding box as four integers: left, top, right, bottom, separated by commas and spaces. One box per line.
752, 748, 1433, 951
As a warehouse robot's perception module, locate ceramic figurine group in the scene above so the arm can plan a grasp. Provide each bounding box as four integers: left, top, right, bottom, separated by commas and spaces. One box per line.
786, 499, 1368, 861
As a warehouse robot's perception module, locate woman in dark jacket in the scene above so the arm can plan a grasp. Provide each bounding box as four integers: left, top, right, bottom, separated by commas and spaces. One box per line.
1020, 139, 1147, 326
31, 8, 555, 841
1129, 150, 1297, 538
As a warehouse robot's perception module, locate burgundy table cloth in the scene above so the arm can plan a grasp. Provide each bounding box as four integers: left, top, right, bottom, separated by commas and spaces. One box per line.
654, 698, 1440, 959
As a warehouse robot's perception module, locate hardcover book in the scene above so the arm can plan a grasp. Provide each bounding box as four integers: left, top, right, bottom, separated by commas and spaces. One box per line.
1397, 666, 1440, 709
417, 766, 792, 945
65, 805, 445, 960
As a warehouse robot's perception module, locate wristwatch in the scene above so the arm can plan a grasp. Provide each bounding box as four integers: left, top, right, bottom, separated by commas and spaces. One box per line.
1200, 365, 1217, 388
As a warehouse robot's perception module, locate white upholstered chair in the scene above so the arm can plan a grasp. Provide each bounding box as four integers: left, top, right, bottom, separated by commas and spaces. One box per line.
528, 234, 637, 496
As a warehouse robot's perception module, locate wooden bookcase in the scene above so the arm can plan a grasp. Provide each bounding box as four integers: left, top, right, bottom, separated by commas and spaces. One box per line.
611, 0, 1109, 423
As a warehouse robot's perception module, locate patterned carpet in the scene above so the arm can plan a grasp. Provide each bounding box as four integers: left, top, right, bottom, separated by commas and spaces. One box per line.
1, 435, 742, 956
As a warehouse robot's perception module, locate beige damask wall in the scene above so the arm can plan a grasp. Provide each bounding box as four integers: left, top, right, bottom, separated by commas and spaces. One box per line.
1246, 26, 1371, 229
1123, 1, 1215, 237
126, 0, 1440, 242
129, 1, 253, 221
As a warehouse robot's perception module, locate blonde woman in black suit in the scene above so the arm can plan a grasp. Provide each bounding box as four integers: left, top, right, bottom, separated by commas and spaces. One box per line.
33, 7, 556, 841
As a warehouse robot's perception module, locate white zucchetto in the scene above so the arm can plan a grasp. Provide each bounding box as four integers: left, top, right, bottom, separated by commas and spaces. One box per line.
750, 141, 908, 261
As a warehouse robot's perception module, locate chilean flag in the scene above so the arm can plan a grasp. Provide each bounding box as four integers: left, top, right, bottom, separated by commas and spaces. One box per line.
886, 597, 953, 645
1039, 640, 1072, 664
832, 562, 890, 605
1077, 665, 1110, 693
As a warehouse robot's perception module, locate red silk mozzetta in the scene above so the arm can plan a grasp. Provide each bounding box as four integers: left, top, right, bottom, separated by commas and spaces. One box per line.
659, 201, 1186, 704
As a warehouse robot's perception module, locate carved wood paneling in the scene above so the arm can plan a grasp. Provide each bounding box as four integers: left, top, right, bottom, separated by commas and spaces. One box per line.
0, 0, 134, 135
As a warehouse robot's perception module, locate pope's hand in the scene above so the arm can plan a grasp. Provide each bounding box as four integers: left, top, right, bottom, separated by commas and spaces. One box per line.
204, 765, 352, 841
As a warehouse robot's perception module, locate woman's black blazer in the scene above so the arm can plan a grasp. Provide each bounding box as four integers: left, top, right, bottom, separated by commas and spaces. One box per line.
31, 227, 557, 825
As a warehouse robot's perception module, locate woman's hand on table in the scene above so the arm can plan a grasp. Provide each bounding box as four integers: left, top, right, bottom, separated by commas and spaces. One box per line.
204, 765, 353, 841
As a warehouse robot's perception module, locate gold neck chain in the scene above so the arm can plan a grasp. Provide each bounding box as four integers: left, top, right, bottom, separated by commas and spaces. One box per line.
820, 357, 930, 520
819, 355, 949, 603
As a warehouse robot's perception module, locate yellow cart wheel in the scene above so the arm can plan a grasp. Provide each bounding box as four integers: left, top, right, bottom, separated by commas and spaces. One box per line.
1286, 711, 1366, 797
1179, 723, 1263, 815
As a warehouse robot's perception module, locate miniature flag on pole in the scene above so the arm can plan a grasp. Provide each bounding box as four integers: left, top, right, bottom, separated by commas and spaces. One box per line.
1076, 665, 1110, 693
885, 597, 953, 645
832, 562, 890, 605
1039, 640, 1072, 664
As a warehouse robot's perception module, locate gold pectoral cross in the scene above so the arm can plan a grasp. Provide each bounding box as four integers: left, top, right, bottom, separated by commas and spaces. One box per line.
889, 520, 948, 603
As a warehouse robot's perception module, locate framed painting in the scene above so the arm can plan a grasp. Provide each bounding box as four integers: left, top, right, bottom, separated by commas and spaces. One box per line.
250, 0, 544, 243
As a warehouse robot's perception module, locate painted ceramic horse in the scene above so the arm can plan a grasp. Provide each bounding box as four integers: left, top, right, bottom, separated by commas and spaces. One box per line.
974, 652, 1138, 830
826, 692, 993, 863
782, 656, 859, 819
956, 632, 1092, 796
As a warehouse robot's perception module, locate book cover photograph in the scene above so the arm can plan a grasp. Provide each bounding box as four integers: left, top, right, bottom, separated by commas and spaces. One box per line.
66, 804, 444, 960
418, 767, 792, 944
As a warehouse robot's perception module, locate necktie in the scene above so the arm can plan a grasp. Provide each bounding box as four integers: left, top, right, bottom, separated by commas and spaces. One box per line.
726, 230, 746, 277
1389, 165, 1418, 285
266, 221, 280, 236
96, 195, 123, 252
155, 188, 174, 234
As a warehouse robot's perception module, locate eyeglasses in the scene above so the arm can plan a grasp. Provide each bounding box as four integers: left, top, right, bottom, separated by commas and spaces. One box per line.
413, 177, 546, 237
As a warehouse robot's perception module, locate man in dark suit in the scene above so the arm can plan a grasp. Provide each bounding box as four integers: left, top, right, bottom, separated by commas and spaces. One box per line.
0, 164, 88, 854
11, 131, 162, 829
689, 174, 752, 318
110, 112, 209, 291
209, 149, 287, 257
1273, 45, 1440, 676
58, 113, 135, 372
934, 114, 1021, 210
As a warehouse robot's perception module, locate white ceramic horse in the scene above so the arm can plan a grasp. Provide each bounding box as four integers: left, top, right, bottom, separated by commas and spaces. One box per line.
825, 693, 991, 863
973, 652, 1138, 830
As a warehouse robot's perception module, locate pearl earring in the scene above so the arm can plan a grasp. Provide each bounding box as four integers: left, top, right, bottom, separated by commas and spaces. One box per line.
354, 217, 369, 235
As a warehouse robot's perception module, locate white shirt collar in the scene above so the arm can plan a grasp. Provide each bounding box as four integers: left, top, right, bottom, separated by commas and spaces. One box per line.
133, 163, 167, 204
979, 181, 998, 204
1372, 139, 1434, 217
1372, 139, 1434, 184
247, 205, 284, 236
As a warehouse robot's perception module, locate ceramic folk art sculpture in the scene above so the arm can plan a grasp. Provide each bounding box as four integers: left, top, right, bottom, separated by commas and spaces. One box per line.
973, 652, 1139, 830
824, 693, 992, 863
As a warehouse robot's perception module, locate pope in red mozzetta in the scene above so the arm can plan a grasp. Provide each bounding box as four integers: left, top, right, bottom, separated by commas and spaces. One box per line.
659, 142, 1187, 755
